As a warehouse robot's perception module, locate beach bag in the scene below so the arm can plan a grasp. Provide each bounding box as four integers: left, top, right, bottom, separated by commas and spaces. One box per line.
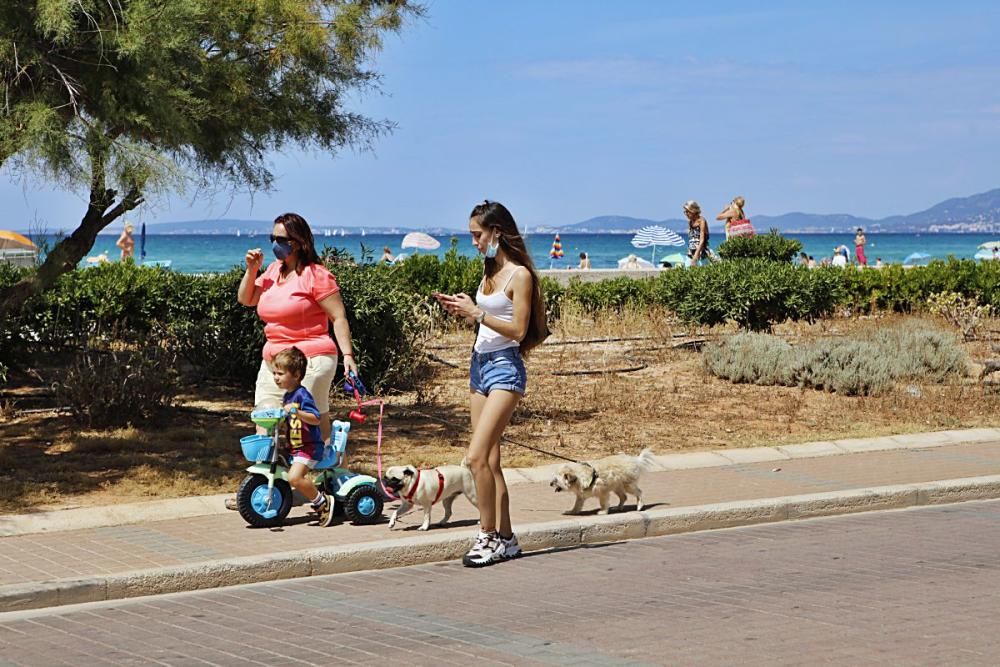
728, 219, 755, 238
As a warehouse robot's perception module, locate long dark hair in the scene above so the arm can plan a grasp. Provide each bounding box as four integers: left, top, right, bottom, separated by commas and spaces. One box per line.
274, 212, 320, 267
470, 200, 549, 355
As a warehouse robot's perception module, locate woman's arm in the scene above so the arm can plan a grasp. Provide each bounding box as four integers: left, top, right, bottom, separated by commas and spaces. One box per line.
694, 219, 708, 259
716, 205, 733, 221
238, 250, 264, 306
317, 291, 358, 377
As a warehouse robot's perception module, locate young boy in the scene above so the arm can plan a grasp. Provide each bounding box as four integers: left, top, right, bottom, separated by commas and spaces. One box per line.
272, 346, 335, 527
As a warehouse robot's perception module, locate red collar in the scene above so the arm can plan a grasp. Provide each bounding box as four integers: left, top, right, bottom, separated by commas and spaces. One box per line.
402, 468, 446, 505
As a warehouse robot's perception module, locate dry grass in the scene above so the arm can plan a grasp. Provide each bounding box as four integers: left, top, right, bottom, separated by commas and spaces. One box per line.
1, 311, 998, 512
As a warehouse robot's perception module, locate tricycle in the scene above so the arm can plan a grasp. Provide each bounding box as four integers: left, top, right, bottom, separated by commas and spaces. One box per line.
236, 407, 384, 528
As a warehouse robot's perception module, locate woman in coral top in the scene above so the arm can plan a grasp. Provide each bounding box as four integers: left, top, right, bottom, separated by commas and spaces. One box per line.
237, 212, 358, 443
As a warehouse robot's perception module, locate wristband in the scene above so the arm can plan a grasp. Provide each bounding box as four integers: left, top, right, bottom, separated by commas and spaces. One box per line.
475, 310, 486, 324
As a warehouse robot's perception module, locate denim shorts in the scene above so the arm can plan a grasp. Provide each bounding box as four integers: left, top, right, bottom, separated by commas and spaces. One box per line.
470, 347, 527, 396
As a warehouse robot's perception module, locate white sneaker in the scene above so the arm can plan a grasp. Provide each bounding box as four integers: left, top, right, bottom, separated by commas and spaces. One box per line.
499, 533, 522, 560
462, 531, 501, 568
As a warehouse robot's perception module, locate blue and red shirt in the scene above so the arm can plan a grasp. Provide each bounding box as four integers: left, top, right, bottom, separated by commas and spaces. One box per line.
283, 386, 323, 460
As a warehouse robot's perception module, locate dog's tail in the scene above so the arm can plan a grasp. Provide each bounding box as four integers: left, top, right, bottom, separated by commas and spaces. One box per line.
637, 447, 656, 471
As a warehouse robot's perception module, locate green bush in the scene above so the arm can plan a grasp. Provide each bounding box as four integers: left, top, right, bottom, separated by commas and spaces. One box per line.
704, 324, 967, 396
840, 259, 1000, 313
660, 260, 842, 331
718, 230, 803, 262
388, 238, 483, 297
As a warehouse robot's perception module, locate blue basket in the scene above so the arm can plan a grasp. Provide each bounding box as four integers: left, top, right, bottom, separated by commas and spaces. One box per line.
240, 434, 273, 462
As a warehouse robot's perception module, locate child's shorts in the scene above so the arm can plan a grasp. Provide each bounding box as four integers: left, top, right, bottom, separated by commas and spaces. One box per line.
290, 449, 318, 469
470, 347, 527, 396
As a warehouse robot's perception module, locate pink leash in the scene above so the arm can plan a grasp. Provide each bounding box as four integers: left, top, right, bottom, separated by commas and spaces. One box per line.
347, 381, 397, 500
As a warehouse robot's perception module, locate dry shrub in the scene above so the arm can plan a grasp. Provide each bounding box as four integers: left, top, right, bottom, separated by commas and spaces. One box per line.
54, 346, 180, 428
926, 291, 994, 341
705, 323, 967, 396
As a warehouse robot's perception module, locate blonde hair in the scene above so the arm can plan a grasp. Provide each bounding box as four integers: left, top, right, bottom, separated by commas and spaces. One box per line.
683, 200, 701, 215
730, 197, 745, 219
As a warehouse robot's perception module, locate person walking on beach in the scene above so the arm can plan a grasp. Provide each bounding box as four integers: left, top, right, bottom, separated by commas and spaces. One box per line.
717, 196, 754, 239
684, 200, 710, 266
116, 223, 135, 261
434, 200, 548, 567
854, 227, 868, 266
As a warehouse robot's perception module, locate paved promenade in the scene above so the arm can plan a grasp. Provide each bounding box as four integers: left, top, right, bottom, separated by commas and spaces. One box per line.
0, 429, 999, 614
3, 499, 1000, 665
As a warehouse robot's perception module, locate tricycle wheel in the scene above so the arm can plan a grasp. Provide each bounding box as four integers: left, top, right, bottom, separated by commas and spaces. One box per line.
237, 474, 292, 528
343, 484, 384, 525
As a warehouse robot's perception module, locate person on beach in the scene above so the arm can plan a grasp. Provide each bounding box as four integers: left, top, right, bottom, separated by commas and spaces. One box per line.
238, 212, 358, 442
380, 246, 395, 264
684, 200, 711, 266
116, 223, 135, 261
854, 228, 868, 266
434, 200, 548, 568
807, 255, 817, 268
875, 257, 883, 268
832, 245, 849, 267
717, 196, 753, 239
578, 251, 591, 270
272, 346, 336, 526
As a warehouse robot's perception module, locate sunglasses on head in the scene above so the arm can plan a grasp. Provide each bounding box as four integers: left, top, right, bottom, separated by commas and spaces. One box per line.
270, 235, 290, 244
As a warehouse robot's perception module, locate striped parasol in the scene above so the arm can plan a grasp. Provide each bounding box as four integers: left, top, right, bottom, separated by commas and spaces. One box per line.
549, 234, 564, 267
630, 225, 684, 264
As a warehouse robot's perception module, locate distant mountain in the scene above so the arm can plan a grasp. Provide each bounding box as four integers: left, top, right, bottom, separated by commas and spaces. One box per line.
546, 188, 1000, 234
93, 219, 420, 235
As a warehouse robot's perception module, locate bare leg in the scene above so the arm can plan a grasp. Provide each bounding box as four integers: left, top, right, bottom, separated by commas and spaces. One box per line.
488, 433, 512, 537
288, 462, 320, 502
467, 390, 519, 533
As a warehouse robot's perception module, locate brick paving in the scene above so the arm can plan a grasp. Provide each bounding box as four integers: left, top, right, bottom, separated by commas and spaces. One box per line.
3, 499, 1000, 665
2, 440, 1000, 588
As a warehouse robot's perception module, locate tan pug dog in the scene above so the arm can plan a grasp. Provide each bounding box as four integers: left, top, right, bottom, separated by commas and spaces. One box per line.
550, 448, 656, 515
383, 464, 478, 531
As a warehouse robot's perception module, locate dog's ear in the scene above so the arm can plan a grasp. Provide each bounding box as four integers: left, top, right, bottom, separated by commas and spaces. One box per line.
565, 472, 577, 484
403, 466, 415, 476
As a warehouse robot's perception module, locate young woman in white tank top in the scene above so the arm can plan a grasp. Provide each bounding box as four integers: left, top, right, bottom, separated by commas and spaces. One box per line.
435, 200, 548, 568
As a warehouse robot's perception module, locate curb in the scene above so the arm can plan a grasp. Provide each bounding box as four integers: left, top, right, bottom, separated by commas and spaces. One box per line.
4, 427, 998, 537
3, 474, 1000, 614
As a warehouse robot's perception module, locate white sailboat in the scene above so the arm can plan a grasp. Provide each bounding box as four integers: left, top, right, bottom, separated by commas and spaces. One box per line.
360, 228, 367, 237
235, 229, 241, 237
324, 229, 332, 237
339, 228, 346, 237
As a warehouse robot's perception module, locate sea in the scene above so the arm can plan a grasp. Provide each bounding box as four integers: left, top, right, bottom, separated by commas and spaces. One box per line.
52, 232, 1000, 274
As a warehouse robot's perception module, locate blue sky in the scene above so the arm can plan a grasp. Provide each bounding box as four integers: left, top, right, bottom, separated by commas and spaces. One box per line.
4, 0, 999, 231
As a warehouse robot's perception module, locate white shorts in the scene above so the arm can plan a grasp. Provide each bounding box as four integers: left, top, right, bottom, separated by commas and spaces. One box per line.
254, 353, 338, 414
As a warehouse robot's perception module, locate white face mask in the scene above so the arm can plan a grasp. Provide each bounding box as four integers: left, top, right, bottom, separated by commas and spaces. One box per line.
485, 233, 500, 259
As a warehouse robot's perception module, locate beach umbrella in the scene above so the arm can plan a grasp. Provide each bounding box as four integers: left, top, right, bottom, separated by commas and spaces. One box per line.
659, 251, 687, 267
974, 249, 996, 261
902, 252, 932, 265
140, 222, 147, 262
978, 240, 1000, 251
548, 234, 564, 268
0, 230, 36, 251
401, 232, 440, 252
617, 254, 655, 269
630, 225, 684, 264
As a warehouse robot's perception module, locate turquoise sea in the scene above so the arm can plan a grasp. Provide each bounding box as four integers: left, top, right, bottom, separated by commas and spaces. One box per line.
60, 232, 1000, 274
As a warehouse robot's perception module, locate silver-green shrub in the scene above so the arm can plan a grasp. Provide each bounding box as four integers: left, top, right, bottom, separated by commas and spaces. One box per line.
704, 324, 967, 396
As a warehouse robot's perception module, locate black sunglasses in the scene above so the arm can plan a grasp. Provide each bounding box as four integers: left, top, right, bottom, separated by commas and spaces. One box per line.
269, 235, 290, 244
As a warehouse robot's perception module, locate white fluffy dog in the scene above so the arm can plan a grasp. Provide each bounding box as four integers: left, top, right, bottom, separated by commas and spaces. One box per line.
549, 448, 656, 515
382, 464, 478, 531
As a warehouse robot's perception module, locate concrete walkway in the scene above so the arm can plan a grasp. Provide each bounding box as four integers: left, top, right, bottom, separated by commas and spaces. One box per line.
1, 428, 999, 614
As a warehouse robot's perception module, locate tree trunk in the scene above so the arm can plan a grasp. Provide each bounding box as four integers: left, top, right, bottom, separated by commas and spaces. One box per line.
0, 184, 142, 318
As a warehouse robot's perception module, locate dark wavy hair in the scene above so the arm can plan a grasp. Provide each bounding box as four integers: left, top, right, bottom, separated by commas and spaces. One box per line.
274, 212, 320, 267
469, 200, 549, 355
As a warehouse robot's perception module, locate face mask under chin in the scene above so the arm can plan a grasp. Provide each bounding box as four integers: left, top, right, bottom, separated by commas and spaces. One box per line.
484, 236, 499, 259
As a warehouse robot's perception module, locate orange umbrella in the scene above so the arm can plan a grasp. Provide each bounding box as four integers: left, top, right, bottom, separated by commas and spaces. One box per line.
0, 230, 36, 251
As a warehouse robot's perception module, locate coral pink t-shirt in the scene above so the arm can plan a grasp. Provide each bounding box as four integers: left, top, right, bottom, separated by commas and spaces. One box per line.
254, 261, 340, 361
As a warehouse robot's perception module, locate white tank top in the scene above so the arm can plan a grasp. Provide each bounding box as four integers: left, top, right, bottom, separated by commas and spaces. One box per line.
473, 270, 519, 353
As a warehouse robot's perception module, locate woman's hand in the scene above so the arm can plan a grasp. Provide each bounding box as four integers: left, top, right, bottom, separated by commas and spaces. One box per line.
342, 354, 359, 379
434, 292, 478, 322
245, 248, 264, 273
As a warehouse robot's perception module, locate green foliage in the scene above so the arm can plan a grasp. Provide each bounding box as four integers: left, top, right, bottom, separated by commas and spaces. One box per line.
704, 324, 967, 396
926, 291, 994, 341
718, 230, 803, 262
839, 258, 1000, 313
659, 260, 842, 331
389, 238, 483, 297
53, 344, 180, 428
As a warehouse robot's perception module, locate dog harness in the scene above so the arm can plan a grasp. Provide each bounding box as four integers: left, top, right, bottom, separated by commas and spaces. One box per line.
402, 468, 446, 505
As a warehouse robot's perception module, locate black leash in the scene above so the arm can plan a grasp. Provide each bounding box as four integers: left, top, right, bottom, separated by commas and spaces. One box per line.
394, 407, 600, 490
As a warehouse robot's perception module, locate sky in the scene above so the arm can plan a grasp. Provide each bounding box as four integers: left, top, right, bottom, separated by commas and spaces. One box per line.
4, 0, 1000, 231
